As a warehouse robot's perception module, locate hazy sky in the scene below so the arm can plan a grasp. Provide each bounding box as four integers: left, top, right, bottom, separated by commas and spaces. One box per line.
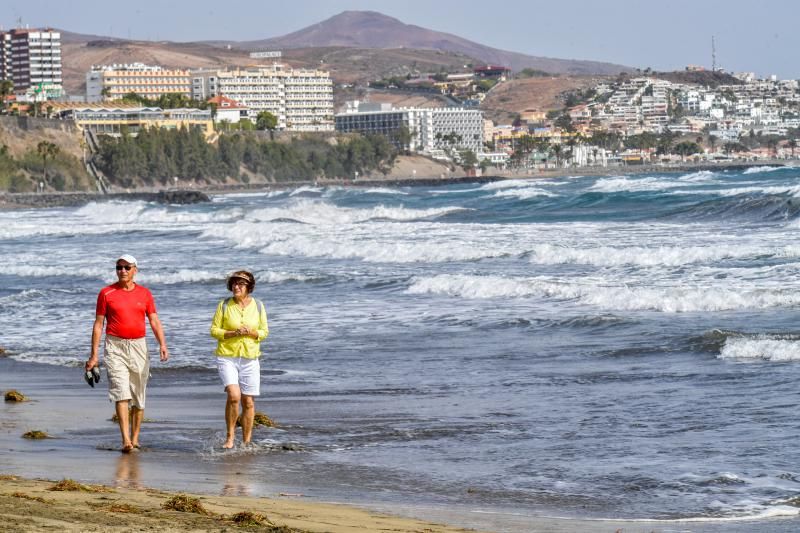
4, 0, 799, 79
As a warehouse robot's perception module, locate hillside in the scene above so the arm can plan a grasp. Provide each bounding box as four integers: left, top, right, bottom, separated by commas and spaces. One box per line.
60, 38, 486, 98
232, 11, 633, 76
481, 76, 611, 120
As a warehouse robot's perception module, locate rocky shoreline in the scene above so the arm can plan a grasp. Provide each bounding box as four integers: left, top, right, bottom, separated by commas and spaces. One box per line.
0, 189, 210, 209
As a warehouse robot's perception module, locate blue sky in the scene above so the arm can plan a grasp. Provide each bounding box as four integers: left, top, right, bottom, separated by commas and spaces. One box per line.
5, 0, 799, 79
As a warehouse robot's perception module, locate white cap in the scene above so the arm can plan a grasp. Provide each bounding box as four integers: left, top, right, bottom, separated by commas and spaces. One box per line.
117, 254, 137, 266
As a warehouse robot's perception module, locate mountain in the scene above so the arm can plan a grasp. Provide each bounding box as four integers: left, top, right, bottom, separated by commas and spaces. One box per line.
233, 11, 632, 76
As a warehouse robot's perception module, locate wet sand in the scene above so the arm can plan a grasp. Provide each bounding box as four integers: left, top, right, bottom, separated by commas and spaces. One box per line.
2, 356, 794, 532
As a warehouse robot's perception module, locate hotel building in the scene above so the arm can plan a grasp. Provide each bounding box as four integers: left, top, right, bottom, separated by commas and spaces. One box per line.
86, 63, 193, 102
335, 101, 484, 155
191, 64, 334, 131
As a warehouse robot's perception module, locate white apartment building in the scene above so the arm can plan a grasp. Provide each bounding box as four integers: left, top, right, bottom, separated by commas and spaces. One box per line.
0, 27, 62, 96
335, 101, 484, 155
86, 63, 193, 102
192, 64, 334, 131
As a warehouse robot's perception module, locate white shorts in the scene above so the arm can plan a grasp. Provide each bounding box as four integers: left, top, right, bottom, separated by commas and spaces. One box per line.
217, 357, 260, 396
105, 335, 149, 409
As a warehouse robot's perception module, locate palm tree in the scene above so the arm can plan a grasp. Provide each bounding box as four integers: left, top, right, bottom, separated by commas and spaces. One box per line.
37, 141, 59, 187
0, 80, 13, 113
708, 135, 718, 154
549, 143, 565, 167
788, 139, 798, 159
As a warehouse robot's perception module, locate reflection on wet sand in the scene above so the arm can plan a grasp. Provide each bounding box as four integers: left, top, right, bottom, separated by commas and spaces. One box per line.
115, 452, 141, 489
221, 454, 256, 497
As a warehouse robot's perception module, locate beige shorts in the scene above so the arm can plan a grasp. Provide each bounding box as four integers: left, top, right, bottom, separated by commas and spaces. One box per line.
104, 335, 149, 409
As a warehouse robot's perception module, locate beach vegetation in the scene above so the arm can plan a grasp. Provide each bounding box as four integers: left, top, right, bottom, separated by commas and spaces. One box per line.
237, 411, 277, 428
162, 494, 212, 515
4, 390, 27, 402
48, 478, 112, 492
10, 491, 50, 503
228, 510, 272, 527
22, 430, 49, 439
99, 501, 147, 514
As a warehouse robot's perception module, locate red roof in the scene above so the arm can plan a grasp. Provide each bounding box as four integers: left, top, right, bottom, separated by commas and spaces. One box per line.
207, 95, 247, 109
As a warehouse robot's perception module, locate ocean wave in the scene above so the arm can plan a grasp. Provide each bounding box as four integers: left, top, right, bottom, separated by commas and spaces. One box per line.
527, 243, 753, 267
244, 198, 466, 225
718, 335, 800, 361
493, 187, 558, 200
742, 166, 786, 174
589, 176, 687, 193
678, 170, 718, 182
260, 236, 504, 263
363, 187, 409, 195
406, 274, 800, 312
0, 289, 47, 309
713, 185, 800, 197
288, 185, 324, 196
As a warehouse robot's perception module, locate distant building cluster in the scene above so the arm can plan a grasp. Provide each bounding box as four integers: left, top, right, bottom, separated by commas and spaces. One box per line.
3, 25, 798, 168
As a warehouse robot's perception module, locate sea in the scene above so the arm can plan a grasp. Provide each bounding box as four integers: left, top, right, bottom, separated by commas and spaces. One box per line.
3, 166, 800, 531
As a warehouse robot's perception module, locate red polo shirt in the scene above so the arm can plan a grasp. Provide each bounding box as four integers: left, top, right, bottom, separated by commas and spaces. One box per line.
96, 284, 156, 339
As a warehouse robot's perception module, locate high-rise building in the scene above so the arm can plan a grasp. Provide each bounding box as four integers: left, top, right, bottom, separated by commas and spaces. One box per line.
192, 64, 334, 131
0, 28, 62, 95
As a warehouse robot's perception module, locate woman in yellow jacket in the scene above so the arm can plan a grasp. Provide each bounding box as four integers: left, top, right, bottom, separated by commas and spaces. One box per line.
210, 270, 269, 449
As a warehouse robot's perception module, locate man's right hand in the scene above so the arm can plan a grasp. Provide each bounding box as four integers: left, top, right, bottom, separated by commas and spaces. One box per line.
85, 356, 98, 371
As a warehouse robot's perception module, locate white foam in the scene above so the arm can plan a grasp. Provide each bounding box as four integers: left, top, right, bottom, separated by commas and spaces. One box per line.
719, 336, 800, 361
678, 170, 718, 182
713, 184, 800, 197
493, 187, 557, 200
261, 236, 503, 263
288, 185, 324, 196
363, 187, 409, 195
743, 166, 784, 174
407, 274, 800, 312
245, 199, 465, 225
480, 179, 539, 190
589, 176, 686, 193
528, 243, 742, 267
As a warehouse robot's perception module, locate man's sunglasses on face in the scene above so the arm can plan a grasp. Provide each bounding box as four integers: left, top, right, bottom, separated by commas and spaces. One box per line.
116, 265, 134, 271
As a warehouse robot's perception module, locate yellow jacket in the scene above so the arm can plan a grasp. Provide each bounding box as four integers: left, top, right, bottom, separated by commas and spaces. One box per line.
210, 297, 269, 358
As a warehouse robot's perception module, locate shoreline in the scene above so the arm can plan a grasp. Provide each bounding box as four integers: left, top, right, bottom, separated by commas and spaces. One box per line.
2, 356, 798, 532
0, 159, 793, 210
0, 357, 658, 533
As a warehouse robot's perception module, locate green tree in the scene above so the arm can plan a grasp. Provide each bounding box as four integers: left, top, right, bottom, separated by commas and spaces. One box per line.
459, 149, 478, 172
256, 111, 278, 139
672, 141, 702, 160
37, 141, 59, 187
0, 80, 13, 112
787, 138, 797, 158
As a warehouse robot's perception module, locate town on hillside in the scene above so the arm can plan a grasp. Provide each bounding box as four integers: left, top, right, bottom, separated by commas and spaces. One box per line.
0, 26, 799, 192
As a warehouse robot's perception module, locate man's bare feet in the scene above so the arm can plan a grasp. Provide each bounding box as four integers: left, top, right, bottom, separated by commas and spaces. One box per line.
222, 436, 235, 449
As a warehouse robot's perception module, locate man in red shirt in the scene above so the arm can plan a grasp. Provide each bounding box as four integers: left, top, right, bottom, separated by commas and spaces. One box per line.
86, 254, 169, 453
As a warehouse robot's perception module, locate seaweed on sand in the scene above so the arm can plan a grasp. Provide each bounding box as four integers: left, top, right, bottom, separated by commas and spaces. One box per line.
162, 494, 212, 515
5, 390, 27, 402
22, 430, 49, 439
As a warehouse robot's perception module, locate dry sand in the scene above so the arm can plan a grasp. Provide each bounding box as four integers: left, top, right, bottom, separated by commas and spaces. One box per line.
0, 474, 477, 533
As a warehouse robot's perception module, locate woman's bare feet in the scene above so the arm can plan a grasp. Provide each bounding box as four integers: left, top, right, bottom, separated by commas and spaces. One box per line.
121, 443, 134, 453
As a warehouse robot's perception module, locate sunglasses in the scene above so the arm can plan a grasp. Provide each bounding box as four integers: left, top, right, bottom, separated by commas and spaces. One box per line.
115, 265, 134, 271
